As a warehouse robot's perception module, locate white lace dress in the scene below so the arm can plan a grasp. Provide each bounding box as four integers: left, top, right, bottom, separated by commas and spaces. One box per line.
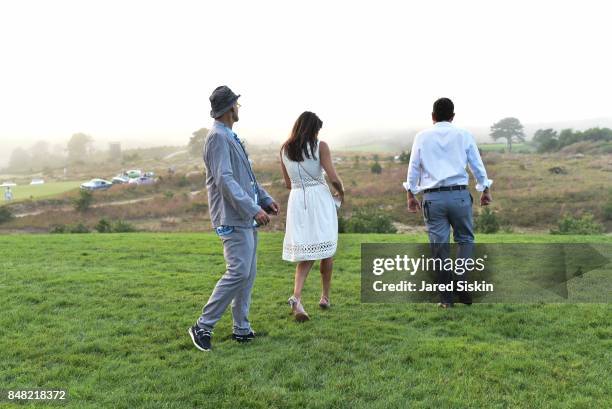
282, 141, 338, 262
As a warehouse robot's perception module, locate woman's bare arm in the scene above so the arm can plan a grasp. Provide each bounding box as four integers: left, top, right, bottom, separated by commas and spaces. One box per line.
319, 141, 344, 200
279, 150, 291, 189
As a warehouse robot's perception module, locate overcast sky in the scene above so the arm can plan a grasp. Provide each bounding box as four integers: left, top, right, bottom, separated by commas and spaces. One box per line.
1, 0, 611, 161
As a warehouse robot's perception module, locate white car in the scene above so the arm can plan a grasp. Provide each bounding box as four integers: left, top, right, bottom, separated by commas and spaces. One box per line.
80, 179, 113, 191
30, 178, 45, 185
112, 175, 129, 184
135, 176, 155, 185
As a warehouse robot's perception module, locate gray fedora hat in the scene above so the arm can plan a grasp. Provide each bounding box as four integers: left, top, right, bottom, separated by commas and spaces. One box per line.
209, 85, 240, 118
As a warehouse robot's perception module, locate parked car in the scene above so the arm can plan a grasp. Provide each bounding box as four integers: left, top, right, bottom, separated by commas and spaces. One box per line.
126, 169, 142, 179
80, 179, 113, 191
135, 176, 155, 185
112, 175, 129, 184
30, 178, 45, 185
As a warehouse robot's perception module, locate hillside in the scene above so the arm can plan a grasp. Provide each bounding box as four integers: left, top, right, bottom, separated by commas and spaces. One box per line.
1, 148, 611, 234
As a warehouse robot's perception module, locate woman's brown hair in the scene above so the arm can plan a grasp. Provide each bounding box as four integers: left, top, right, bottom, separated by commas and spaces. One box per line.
282, 111, 323, 162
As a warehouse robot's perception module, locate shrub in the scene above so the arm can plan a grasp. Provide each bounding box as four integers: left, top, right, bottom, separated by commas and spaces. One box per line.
69, 223, 90, 234
370, 162, 382, 174
0, 206, 13, 224
475, 207, 500, 233
50, 224, 67, 234
190, 202, 208, 213
604, 201, 612, 221
164, 191, 175, 199
112, 220, 137, 233
551, 214, 603, 235
343, 210, 397, 233
338, 215, 347, 233
177, 175, 189, 187
95, 218, 112, 233
73, 190, 93, 212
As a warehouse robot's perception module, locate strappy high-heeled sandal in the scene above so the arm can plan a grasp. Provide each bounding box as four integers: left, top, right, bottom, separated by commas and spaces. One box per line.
318, 295, 330, 309
288, 295, 310, 322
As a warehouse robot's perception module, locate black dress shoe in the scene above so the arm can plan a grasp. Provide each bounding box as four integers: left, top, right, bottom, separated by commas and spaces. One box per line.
232, 331, 255, 343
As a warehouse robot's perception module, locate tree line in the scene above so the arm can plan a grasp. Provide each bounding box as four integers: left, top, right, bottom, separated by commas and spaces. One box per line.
7, 133, 94, 172
532, 127, 612, 153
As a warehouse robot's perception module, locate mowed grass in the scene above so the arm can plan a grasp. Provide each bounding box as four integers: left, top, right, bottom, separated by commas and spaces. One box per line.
7, 181, 84, 202
0, 233, 610, 409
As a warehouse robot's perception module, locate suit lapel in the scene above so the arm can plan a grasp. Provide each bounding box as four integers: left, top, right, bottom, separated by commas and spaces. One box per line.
227, 134, 251, 169
224, 132, 257, 185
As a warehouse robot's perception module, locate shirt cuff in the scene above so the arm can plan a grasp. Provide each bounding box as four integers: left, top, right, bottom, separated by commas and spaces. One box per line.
475, 179, 493, 192
402, 182, 421, 194
259, 196, 274, 209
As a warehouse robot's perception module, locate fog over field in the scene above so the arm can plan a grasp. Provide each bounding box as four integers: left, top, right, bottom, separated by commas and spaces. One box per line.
1, 0, 611, 167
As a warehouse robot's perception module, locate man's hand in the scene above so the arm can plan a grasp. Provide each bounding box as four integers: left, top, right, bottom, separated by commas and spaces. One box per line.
480, 189, 492, 206
266, 201, 280, 215
254, 209, 270, 226
407, 192, 421, 213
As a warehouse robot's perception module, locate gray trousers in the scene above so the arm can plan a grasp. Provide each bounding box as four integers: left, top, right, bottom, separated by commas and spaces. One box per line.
197, 227, 258, 335
422, 189, 474, 304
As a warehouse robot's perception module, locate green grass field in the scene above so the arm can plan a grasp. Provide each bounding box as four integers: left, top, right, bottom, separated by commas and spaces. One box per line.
1, 233, 610, 408
6, 181, 83, 202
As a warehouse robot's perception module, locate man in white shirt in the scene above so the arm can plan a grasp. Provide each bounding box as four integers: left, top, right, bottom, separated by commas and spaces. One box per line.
404, 98, 492, 307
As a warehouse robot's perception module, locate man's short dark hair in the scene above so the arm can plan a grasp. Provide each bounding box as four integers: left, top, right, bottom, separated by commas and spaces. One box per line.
433, 98, 454, 121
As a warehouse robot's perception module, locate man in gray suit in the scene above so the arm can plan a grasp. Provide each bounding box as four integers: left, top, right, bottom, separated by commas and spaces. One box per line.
189, 86, 279, 351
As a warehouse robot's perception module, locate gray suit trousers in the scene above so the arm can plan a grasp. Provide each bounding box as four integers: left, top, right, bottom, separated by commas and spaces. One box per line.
422, 189, 475, 304
197, 227, 258, 335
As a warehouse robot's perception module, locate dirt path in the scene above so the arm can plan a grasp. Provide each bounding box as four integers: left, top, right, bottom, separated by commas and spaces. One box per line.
14, 196, 156, 218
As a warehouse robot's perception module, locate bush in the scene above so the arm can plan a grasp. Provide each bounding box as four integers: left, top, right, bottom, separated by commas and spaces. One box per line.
0, 206, 13, 224
50, 224, 67, 234
177, 175, 189, 187
112, 220, 137, 233
370, 162, 382, 174
95, 218, 113, 233
190, 202, 208, 213
475, 207, 500, 233
604, 201, 612, 221
69, 223, 90, 234
338, 215, 347, 233
551, 214, 603, 235
73, 190, 93, 212
342, 210, 397, 233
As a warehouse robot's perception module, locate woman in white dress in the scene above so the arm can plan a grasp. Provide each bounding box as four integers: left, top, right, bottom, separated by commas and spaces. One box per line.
280, 112, 344, 322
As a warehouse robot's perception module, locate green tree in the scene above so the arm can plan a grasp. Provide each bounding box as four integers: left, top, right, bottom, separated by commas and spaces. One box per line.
188, 128, 209, 157
67, 133, 94, 162
532, 128, 559, 153
490, 117, 525, 152
398, 150, 410, 164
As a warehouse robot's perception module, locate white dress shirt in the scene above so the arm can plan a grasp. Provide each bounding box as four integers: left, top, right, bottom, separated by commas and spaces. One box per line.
403, 122, 492, 194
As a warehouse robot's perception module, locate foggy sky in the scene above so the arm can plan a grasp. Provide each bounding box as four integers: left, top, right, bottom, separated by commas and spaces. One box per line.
1, 0, 611, 166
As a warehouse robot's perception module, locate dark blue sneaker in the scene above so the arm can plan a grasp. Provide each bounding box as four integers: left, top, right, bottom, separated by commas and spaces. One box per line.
188, 325, 212, 351
232, 331, 255, 343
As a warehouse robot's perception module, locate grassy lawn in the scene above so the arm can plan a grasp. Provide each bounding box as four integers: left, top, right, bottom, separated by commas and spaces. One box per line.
0, 233, 610, 408
6, 181, 84, 202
